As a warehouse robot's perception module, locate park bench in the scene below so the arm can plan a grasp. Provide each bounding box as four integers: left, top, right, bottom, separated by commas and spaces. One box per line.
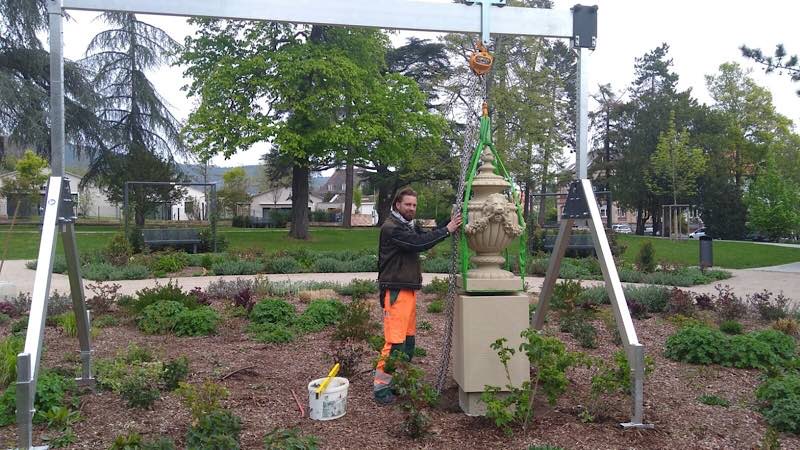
141, 228, 202, 253
542, 233, 596, 257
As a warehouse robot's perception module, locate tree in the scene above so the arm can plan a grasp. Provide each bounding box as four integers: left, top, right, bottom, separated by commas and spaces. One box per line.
78, 185, 94, 217
646, 112, 707, 205
218, 167, 250, 217
745, 159, 800, 240
0, 149, 47, 217
0, 0, 106, 161
741, 44, 800, 96
82, 12, 187, 226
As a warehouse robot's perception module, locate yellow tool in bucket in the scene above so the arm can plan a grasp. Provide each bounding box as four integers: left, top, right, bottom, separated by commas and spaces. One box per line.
315, 363, 340, 398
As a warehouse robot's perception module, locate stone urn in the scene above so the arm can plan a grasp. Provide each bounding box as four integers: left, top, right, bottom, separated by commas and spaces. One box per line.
460, 146, 524, 292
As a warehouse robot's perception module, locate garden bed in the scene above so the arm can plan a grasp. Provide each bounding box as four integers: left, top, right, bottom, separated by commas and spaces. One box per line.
0, 279, 797, 449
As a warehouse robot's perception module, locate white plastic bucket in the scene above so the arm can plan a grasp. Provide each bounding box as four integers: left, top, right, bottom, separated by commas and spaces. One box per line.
308, 377, 349, 421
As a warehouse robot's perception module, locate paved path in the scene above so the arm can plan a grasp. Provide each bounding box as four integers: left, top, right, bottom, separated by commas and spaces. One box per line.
1, 259, 799, 302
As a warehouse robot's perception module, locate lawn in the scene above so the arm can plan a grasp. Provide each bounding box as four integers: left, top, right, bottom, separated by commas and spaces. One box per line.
2, 225, 799, 270
617, 235, 800, 269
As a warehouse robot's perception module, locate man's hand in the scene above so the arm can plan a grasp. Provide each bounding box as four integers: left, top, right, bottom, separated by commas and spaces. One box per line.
446, 212, 463, 234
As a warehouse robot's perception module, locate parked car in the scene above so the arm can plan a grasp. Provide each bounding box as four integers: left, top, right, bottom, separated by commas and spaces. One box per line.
688, 228, 707, 239
644, 225, 653, 234
612, 224, 633, 234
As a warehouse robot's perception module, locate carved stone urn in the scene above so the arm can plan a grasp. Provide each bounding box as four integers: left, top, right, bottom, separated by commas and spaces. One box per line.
460, 146, 524, 292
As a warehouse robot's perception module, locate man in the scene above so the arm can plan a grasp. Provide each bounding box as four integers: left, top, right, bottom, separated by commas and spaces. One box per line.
373, 187, 462, 404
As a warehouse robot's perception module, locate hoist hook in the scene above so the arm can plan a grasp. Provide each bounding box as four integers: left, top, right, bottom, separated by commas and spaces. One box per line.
469, 41, 493, 76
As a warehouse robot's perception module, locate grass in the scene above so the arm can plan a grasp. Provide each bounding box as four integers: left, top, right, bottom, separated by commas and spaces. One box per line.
618, 235, 800, 269
2, 225, 799, 270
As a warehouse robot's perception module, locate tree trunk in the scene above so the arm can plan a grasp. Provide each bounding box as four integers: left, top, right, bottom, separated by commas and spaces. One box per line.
342, 162, 354, 228
289, 163, 310, 239
375, 167, 397, 226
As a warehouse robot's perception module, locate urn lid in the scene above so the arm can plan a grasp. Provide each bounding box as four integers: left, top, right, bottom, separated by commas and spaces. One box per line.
471, 146, 510, 189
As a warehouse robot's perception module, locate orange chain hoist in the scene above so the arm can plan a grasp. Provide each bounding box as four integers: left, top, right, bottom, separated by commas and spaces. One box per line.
468, 41, 493, 76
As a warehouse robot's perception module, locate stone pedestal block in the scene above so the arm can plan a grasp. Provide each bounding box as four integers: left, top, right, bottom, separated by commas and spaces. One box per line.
453, 292, 530, 416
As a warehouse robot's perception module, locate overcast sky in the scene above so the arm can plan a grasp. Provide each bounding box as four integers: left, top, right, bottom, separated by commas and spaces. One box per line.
57, 0, 800, 167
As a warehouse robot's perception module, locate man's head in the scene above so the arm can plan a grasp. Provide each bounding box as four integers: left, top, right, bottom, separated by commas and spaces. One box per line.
393, 188, 417, 221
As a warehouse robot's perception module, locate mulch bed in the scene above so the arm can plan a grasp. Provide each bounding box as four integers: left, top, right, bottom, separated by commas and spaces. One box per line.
0, 291, 796, 449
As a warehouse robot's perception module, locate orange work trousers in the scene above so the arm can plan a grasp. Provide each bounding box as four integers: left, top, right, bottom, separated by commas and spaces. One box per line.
375, 289, 416, 374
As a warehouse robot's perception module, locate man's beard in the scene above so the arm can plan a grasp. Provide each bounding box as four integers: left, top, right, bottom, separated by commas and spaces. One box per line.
400, 211, 414, 221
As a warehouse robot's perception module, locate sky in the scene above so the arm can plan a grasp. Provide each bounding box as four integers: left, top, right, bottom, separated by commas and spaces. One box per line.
55, 0, 800, 168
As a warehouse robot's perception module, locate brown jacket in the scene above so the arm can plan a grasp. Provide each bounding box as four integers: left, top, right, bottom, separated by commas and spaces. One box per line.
378, 214, 449, 291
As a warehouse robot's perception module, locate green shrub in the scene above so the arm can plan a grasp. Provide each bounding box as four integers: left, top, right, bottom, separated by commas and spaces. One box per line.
56, 311, 78, 337
268, 256, 301, 274
186, 409, 242, 450
577, 286, 609, 308
173, 307, 220, 336
198, 227, 228, 253
138, 301, 187, 334
82, 262, 118, 281
130, 281, 198, 315
313, 257, 343, 273
161, 357, 189, 391
635, 241, 656, 273
570, 321, 597, 349
721, 334, 782, 369
348, 255, 378, 272
551, 279, 583, 311
421, 256, 450, 273
426, 299, 444, 314
263, 427, 319, 450
697, 394, 730, 407
0, 335, 24, 389
0, 372, 76, 426
0, 313, 9, 325
333, 299, 377, 341
626, 285, 669, 313
177, 381, 228, 422
294, 300, 344, 333
150, 252, 189, 274
212, 260, 263, 276
250, 299, 296, 326
368, 334, 385, 352
248, 323, 295, 344
664, 326, 727, 365
418, 320, 433, 331
719, 320, 743, 335
104, 233, 133, 266
336, 279, 378, 300
388, 354, 440, 438
422, 277, 449, 295
757, 375, 800, 434
94, 346, 161, 393
119, 371, 161, 409
617, 267, 645, 283
750, 329, 796, 362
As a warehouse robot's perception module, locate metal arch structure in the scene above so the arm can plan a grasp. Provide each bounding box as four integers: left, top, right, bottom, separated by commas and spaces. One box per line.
19, 0, 648, 447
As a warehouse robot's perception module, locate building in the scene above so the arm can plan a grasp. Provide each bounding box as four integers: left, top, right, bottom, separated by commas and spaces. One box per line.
249, 187, 323, 218
0, 170, 120, 219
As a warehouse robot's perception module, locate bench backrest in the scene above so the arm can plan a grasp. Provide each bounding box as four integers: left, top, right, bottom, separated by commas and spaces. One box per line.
141, 228, 201, 242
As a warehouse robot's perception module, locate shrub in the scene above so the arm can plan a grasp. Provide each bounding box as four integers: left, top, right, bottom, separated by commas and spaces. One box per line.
695, 293, 715, 311
86, 282, 121, 314
418, 320, 433, 332
25, 255, 68, 274
118, 264, 151, 280
263, 428, 319, 450
82, 262, 118, 281
47, 290, 73, 317
268, 256, 301, 274
212, 260, 263, 276
0, 372, 76, 426
748, 290, 790, 322
577, 287, 609, 308
664, 326, 727, 365
137, 301, 187, 335
131, 281, 198, 315
389, 354, 439, 438
570, 321, 597, 349
368, 335, 385, 352
173, 307, 219, 336
421, 256, 451, 273
697, 394, 730, 407
150, 252, 189, 274
327, 338, 369, 378
635, 241, 656, 273
177, 381, 228, 422
198, 227, 228, 253
161, 357, 189, 391
333, 299, 377, 342
56, 311, 78, 337
250, 299, 296, 326
719, 320, 743, 335
104, 233, 133, 266
186, 409, 241, 449
119, 371, 161, 409
188, 286, 212, 306
666, 288, 695, 316
294, 300, 344, 333
773, 318, 800, 337
248, 323, 295, 344
422, 277, 450, 295
626, 285, 670, 314
551, 279, 584, 312
314, 257, 343, 273
110, 433, 176, 450
750, 329, 796, 363
481, 331, 579, 435
422, 298, 442, 313
0, 335, 23, 389
715, 285, 747, 322
336, 279, 378, 300
626, 298, 649, 320
757, 375, 800, 433
232, 288, 256, 313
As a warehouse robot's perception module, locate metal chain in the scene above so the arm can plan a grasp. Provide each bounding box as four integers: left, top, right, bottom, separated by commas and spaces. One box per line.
435, 74, 485, 393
